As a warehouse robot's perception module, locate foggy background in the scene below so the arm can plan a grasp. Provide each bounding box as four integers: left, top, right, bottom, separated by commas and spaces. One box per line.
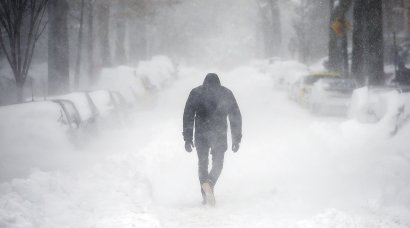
0, 0, 331, 105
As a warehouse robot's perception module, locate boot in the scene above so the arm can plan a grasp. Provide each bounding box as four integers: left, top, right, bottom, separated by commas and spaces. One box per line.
201, 189, 206, 205
201, 181, 216, 206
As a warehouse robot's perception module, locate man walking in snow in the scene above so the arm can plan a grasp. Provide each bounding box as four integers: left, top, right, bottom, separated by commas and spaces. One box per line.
183, 73, 242, 206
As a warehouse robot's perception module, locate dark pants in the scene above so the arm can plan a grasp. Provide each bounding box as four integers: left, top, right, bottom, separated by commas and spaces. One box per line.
196, 143, 225, 200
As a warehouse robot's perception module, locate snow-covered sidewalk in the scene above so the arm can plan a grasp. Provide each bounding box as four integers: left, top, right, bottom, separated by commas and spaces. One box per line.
1, 64, 410, 228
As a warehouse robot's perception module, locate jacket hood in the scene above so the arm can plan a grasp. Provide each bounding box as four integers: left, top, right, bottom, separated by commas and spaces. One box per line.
203, 73, 221, 86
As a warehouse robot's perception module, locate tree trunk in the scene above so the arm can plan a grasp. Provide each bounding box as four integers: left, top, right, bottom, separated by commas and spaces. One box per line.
87, 0, 96, 84
48, 0, 70, 95
128, 19, 139, 65
404, 0, 410, 38
367, 0, 384, 85
114, 20, 127, 65
269, 0, 281, 56
16, 77, 24, 102
351, 0, 365, 83
74, 0, 85, 90
351, 0, 384, 86
328, 0, 337, 69
383, 0, 395, 65
96, 0, 111, 67
141, 23, 149, 61
263, 21, 273, 58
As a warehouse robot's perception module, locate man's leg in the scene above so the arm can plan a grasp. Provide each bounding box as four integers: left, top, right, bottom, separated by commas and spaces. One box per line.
208, 149, 225, 188
196, 144, 210, 203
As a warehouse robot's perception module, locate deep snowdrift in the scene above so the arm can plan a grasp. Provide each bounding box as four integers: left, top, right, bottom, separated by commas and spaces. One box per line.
1, 61, 410, 228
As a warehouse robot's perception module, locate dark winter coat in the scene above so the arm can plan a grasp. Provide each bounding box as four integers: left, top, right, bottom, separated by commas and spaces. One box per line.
183, 73, 242, 152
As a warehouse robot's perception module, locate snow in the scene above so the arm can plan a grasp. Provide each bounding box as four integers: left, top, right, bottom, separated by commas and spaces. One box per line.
265, 59, 309, 86
1, 60, 410, 227
0, 102, 73, 182
52, 92, 95, 123
349, 86, 410, 136
88, 90, 115, 117
136, 55, 176, 90
97, 66, 146, 104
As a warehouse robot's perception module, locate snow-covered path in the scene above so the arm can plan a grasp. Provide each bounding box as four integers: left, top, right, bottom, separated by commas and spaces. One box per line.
1, 65, 410, 228
147, 66, 410, 227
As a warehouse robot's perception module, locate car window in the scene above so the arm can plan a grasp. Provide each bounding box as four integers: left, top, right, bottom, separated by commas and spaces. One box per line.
319, 78, 356, 93
54, 100, 81, 128
304, 75, 326, 85
322, 78, 354, 88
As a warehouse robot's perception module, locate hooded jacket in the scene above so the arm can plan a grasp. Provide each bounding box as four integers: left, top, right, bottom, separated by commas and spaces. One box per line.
183, 73, 242, 151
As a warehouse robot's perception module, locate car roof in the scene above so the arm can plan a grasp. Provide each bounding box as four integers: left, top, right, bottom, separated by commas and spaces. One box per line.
307, 71, 341, 77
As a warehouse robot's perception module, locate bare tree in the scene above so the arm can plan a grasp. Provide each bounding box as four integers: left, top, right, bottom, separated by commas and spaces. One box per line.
74, 0, 85, 89
96, 0, 111, 67
87, 0, 96, 84
114, 19, 127, 65
256, 0, 281, 58
292, 0, 309, 63
351, 0, 384, 86
48, 0, 70, 95
0, 0, 48, 102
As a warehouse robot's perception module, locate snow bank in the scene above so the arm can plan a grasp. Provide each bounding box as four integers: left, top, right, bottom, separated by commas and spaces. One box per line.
348, 87, 410, 136
295, 208, 408, 228
0, 102, 73, 181
267, 60, 308, 84
0, 154, 160, 228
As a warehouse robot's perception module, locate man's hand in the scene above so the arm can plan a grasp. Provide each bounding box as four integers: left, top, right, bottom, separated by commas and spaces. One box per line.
185, 141, 194, 152
232, 143, 240, 153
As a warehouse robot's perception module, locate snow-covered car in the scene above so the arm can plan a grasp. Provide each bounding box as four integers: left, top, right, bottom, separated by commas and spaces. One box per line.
109, 91, 128, 109
349, 86, 410, 135
51, 92, 99, 126
291, 71, 341, 106
51, 99, 82, 129
288, 78, 302, 101
0, 100, 81, 181
87, 90, 118, 117
308, 77, 356, 115
0, 101, 79, 137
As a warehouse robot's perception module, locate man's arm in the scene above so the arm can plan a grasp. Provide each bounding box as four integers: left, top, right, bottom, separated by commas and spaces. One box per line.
228, 91, 242, 145
183, 90, 197, 142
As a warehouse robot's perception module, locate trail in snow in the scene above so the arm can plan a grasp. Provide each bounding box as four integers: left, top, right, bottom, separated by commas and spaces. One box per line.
1, 65, 410, 228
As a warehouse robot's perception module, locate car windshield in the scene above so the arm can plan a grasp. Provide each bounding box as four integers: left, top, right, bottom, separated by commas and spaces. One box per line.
304, 74, 336, 85
320, 78, 356, 92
